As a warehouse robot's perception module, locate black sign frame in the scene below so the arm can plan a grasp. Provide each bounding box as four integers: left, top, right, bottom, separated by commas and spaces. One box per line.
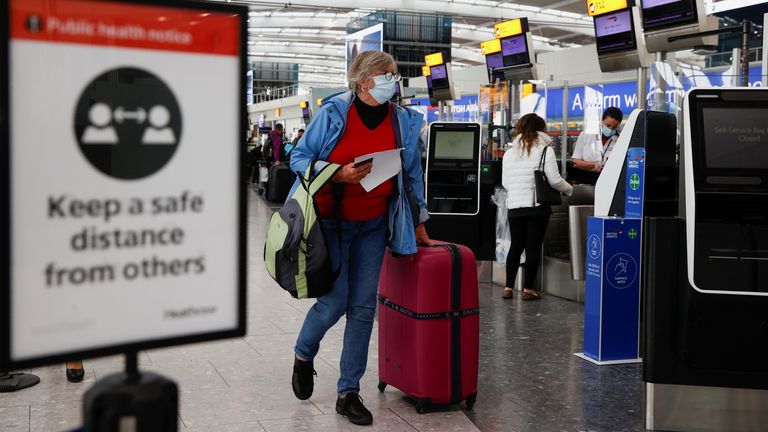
0, 0, 249, 371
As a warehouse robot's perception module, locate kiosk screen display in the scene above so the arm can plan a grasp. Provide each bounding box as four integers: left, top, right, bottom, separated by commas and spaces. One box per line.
594, 9, 637, 53
430, 64, 447, 79
434, 131, 476, 160
702, 108, 768, 170
486, 53, 503, 69
429, 65, 449, 90
500, 35, 530, 67
641, 0, 697, 31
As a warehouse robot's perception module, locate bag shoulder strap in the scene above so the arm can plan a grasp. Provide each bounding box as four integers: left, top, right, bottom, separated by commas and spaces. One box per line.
305, 162, 341, 196
537, 145, 548, 170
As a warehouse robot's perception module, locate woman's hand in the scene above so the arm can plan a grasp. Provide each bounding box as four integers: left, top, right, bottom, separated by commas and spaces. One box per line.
415, 224, 434, 246
333, 162, 372, 184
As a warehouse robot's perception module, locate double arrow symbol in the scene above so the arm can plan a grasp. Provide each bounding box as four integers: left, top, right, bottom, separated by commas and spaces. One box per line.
114, 107, 147, 124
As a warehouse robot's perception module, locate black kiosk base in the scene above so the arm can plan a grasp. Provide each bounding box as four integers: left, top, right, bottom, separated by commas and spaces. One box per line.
643, 218, 768, 432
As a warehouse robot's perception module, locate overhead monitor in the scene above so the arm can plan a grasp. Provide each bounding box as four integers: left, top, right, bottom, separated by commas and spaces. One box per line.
500, 35, 531, 67
594, 9, 638, 53
345, 24, 384, 76
429, 64, 449, 90
707, 0, 768, 14
485, 53, 504, 69
641, 0, 698, 31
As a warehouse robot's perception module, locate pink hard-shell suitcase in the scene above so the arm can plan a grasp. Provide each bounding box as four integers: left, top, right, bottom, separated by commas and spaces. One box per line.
377, 242, 479, 413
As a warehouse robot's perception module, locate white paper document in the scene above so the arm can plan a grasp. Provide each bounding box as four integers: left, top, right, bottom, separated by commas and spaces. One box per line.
354, 148, 403, 192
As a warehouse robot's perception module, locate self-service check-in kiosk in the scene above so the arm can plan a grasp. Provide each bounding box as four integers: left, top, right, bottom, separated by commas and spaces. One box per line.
587, 0, 651, 71
643, 88, 768, 431
425, 123, 501, 260
639, 0, 717, 53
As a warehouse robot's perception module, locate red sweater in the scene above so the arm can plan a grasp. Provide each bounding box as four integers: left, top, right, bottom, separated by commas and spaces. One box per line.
316, 104, 396, 221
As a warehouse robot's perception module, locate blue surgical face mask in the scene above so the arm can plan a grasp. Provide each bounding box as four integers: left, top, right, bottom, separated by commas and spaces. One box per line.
602, 125, 616, 138
368, 75, 398, 104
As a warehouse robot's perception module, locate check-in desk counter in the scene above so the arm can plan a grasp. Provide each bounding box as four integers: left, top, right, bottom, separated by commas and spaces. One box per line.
491, 185, 595, 299
538, 185, 595, 302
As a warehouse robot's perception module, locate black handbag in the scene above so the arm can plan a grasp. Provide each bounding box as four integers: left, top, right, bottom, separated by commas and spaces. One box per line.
534, 146, 562, 205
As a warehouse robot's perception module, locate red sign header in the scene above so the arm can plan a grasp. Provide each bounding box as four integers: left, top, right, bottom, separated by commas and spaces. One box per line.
10, 0, 241, 56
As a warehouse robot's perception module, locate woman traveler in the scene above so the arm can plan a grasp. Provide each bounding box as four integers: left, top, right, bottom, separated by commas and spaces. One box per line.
288, 50, 432, 426
501, 114, 572, 300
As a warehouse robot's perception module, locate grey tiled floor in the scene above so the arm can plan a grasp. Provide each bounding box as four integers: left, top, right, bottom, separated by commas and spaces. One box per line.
1, 189, 647, 431
0, 191, 479, 432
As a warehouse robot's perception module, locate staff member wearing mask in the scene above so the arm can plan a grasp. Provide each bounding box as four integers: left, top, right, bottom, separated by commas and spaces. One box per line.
570, 107, 623, 184
288, 50, 432, 426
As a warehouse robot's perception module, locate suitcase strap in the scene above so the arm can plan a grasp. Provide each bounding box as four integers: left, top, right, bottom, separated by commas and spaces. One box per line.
377, 295, 479, 320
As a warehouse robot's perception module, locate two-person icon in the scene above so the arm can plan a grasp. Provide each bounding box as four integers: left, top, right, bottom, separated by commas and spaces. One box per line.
81, 103, 176, 145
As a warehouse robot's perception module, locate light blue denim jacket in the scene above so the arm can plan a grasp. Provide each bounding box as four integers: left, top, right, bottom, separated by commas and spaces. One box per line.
288, 91, 428, 255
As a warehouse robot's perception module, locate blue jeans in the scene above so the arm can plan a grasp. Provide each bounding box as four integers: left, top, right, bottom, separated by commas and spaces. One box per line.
295, 215, 388, 395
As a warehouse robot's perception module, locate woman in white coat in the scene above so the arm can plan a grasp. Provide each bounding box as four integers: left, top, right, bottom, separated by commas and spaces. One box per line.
501, 114, 573, 300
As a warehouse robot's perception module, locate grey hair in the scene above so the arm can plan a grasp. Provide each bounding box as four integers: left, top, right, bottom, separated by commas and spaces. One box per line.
347, 51, 397, 91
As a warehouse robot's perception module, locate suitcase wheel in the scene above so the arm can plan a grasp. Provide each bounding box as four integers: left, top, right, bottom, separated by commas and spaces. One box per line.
465, 393, 477, 411
415, 399, 430, 414
377, 381, 387, 393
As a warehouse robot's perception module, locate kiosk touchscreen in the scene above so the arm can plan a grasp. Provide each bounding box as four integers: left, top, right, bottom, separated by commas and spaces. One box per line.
683, 88, 768, 296
426, 123, 482, 215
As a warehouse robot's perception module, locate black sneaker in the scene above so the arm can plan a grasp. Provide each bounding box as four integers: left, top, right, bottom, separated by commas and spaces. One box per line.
291, 357, 316, 400
336, 392, 373, 426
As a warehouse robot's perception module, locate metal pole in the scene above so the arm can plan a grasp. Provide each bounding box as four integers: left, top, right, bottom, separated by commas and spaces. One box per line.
561, 81, 569, 178
637, 67, 647, 111
438, 101, 444, 121
507, 80, 516, 119
742, 19, 752, 87
651, 52, 667, 112
732, 48, 743, 87
763, 13, 768, 87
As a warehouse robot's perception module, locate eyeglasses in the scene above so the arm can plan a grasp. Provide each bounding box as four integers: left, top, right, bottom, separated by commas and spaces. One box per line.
371, 72, 401, 82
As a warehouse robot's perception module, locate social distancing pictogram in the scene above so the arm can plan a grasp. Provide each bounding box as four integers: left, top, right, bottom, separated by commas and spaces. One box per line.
74, 67, 182, 180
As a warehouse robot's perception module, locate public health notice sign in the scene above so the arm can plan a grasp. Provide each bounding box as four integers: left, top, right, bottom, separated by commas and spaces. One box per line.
1, 0, 247, 368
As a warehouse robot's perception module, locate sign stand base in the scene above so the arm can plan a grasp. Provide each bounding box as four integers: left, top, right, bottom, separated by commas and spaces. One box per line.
0, 371, 40, 393
574, 352, 642, 366
83, 351, 178, 432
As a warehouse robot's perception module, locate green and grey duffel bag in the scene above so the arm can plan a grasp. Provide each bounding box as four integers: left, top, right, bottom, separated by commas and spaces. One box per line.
264, 161, 341, 299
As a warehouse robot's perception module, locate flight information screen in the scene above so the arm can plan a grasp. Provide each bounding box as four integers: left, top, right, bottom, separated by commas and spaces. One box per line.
594, 9, 637, 53
430, 64, 447, 79
433, 131, 476, 160
641, 0, 697, 31
500, 35, 530, 67
485, 53, 503, 69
